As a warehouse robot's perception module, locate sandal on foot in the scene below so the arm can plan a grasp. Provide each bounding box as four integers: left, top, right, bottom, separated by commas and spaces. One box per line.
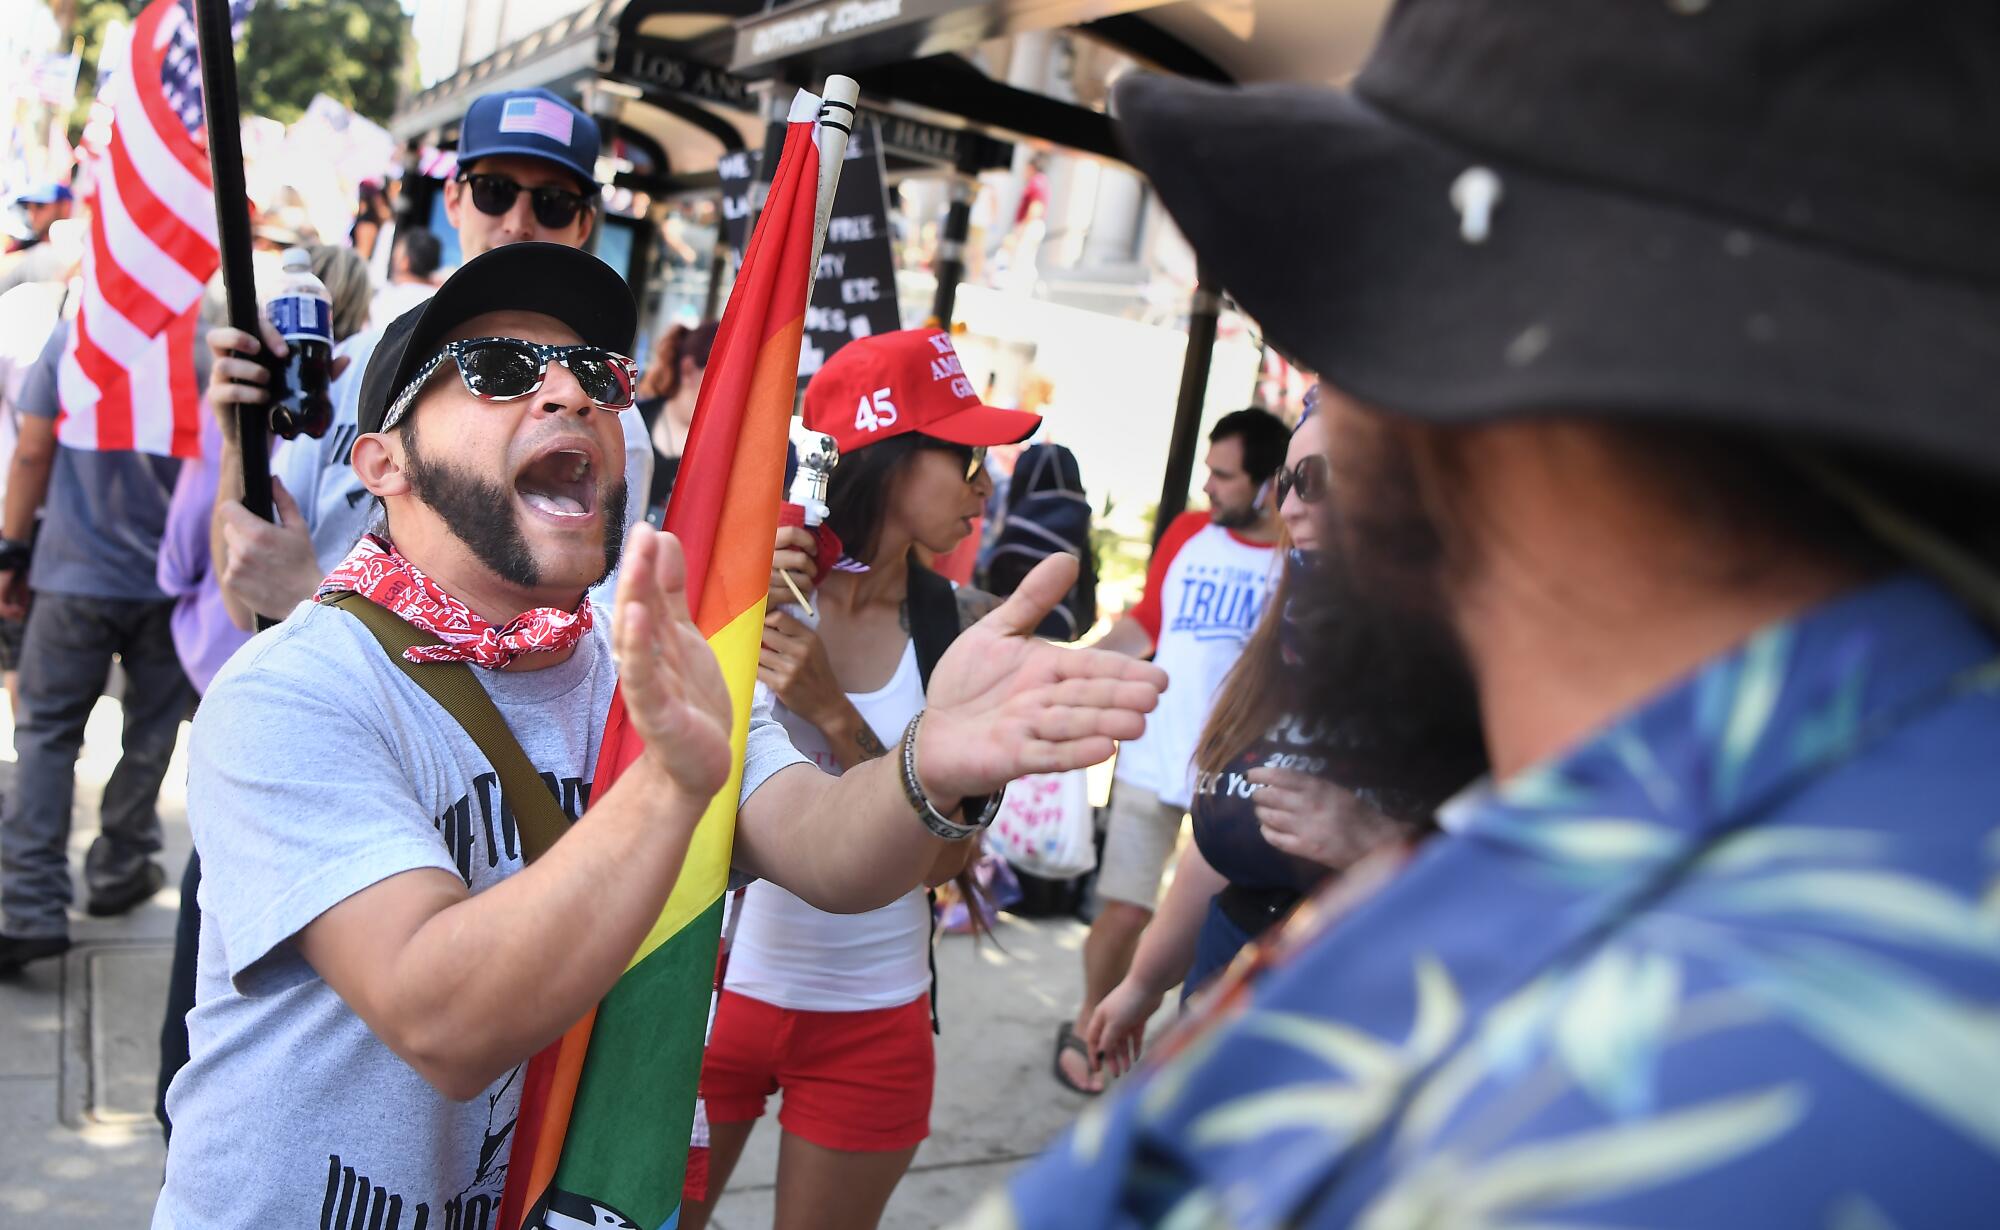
1053, 1022, 1102, 1096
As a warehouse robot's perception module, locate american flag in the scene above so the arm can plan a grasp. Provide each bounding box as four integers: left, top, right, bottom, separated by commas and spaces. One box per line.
499, 97, 575, 145
57, 0, 252, 459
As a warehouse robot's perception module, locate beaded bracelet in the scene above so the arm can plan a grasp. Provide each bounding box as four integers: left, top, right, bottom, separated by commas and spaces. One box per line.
899, 712, 1000, 840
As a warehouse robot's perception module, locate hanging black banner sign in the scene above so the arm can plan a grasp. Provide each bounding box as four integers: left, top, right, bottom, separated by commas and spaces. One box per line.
801, 117, 902, 376
719, 116, 903, 376
716, 142, 763, 255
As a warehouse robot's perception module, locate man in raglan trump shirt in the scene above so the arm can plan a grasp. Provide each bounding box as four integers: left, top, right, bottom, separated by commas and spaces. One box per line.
154, 242, 1165, 1226
1057, 407, 1288, 1093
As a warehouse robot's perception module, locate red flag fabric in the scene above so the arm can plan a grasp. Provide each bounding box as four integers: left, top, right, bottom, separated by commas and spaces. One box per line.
57, 0, 247, 459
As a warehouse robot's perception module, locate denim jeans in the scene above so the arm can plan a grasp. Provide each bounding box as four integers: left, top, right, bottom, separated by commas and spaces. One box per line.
0, 592, 193, 938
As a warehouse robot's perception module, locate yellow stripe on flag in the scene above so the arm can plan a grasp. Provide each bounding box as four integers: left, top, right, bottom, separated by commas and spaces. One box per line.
623, 597, 770, 973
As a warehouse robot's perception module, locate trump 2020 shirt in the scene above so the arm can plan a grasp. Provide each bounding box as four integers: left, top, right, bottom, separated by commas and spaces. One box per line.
1115, 511, 1277, 808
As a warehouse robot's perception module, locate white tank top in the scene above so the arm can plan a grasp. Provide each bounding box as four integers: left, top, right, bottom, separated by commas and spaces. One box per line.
725, 642, 933, 1012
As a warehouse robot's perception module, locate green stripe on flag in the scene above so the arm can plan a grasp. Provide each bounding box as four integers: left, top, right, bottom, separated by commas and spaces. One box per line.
551, 895, 726, 1226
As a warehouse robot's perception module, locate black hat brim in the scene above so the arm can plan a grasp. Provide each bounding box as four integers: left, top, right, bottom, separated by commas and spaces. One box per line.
1115, 75, 2000, 477
359, 242, 637, 436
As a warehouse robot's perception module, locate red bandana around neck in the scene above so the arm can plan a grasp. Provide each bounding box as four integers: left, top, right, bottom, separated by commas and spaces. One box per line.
317, 534, 594, 668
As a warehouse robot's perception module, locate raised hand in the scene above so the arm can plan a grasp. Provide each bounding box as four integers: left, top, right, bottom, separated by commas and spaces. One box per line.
767, 524, 818, 611
204, 322, 285, 428
916, 553, 1168, 804
758, 609, 847, 731
1247, 766, 1402, 869
203, 320, 350, 432
613, 525, 735, 802
216, 478, 322, 624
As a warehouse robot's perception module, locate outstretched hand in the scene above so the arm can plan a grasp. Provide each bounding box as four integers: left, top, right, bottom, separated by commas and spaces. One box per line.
916, 553, 1168, 804
613, 525, 735, 803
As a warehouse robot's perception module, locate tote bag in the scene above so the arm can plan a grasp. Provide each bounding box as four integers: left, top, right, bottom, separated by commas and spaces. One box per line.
986, 770, 1095, 880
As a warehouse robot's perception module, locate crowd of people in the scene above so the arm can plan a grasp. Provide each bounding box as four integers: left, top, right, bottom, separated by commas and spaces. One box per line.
0, 0, 1995, 1224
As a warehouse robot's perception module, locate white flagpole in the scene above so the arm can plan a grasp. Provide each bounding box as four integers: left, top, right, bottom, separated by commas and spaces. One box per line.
804, 75, 859, 308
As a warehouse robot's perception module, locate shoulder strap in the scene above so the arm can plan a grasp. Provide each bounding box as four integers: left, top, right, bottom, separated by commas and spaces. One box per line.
905, 560, 962, 688
902, 560, 968, 1035
324, 592, 569, 864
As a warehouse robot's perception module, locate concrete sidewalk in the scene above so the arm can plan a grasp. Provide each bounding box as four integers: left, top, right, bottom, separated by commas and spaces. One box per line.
0, 700, 1121, 1228
0, 696, 190, 1225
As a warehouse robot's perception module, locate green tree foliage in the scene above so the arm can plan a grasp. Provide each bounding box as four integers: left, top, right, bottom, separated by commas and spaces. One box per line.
236, 0, 411, 125
63, 0, 411, 137
65, 0, 141, 132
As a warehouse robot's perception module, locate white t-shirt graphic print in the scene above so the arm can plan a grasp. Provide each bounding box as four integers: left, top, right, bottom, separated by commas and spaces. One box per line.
1115, 511, 1278, 808
154, 601, 806, 1229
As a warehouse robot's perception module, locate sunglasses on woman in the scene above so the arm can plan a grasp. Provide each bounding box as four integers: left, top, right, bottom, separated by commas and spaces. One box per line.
1275, 454, 1331, 506
932, 442, 987, 483
455, 171, 593, 229
384, 337, 638, 432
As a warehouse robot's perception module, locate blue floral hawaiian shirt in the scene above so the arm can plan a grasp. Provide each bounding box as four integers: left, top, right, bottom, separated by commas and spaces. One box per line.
975, 575, 2000, 1228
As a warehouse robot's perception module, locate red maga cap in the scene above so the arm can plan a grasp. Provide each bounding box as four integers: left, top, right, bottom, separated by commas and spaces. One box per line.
803, 328, 1042, 455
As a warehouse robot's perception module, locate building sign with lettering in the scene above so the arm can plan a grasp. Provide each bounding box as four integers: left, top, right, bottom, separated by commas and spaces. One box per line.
603, 31, 998, 173
739, 0, 907, 64
612, 39, 757, 110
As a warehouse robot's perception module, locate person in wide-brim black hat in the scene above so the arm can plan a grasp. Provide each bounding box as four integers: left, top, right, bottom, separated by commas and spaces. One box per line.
968, 1, 2000, 1226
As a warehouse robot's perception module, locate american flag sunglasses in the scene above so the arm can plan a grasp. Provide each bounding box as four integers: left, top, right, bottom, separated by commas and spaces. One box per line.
384, 337, 638, 432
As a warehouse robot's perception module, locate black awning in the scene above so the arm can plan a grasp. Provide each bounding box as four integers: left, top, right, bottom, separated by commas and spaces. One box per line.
728, 0, 1178, 77
392, 0, 1383, 179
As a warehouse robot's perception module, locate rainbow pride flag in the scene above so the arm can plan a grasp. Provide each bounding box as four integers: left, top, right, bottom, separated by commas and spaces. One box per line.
497, 89, 831, 1230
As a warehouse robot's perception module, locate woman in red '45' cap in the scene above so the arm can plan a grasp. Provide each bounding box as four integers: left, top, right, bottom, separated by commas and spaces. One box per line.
682, 329, 1039, 1230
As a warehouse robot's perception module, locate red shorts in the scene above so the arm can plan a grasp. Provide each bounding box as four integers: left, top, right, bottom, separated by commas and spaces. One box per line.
699, 989, 934, 1153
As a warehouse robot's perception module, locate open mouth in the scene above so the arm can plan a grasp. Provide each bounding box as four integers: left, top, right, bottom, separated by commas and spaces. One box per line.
515, 446, 598, 521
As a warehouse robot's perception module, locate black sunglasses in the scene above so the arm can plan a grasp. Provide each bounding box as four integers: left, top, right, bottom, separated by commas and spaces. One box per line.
385, 337, 638, 431
1274, 454, 1331, 506
928, 442, 988, 483
455, 170, 593, 229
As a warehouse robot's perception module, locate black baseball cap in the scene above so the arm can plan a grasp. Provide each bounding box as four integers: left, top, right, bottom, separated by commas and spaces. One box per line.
358, 242, 637, 436
1113, 0, 2000, 480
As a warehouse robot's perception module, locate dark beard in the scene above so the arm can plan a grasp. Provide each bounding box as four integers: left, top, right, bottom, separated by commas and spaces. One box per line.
1212, 500, 1263, 531
403, 422, 628, 591
1292, 431, 1488, 822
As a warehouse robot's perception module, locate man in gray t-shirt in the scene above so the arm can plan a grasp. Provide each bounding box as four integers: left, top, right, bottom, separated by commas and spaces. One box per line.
0, 320, 198, 966
161, 596, 806, 1225
154, 242, 1164, 1227
151, 86, 651, 1134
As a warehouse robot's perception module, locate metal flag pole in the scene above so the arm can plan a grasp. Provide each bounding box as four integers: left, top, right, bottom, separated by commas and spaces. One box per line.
192, 0, 273, 524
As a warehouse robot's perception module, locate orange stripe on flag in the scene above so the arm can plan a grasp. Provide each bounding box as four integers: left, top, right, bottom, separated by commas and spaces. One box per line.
522, 1013, 595, 1202
692, 316, 805, 638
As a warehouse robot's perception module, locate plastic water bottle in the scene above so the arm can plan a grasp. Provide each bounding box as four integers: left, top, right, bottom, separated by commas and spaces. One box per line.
263, 247, 334, 439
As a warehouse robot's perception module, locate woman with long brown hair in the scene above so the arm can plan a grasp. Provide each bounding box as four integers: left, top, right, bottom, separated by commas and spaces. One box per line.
1085, 408, 1429, 1079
